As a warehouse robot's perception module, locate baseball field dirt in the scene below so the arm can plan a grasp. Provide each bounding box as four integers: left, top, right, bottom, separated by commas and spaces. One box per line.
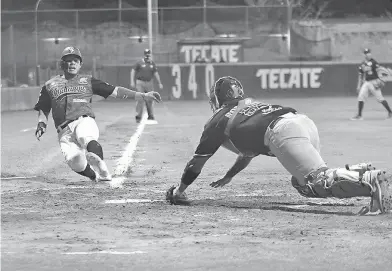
1, 97, 392, 271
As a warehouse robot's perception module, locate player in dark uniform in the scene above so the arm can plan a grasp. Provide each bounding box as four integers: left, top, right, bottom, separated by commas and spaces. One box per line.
166, 76, 391, 215
352, 48, 392, 120
133, 49, 163, 124
34, 46, 161, 182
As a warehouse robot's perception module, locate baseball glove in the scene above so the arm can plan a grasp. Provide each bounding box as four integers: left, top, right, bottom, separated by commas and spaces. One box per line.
165, 186, 190, 205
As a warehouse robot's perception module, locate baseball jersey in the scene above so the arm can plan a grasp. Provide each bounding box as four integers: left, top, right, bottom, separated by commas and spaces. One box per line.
359, 59, 380, 81
194, 98, 297, 158
134, 59, 157, 82
34, 74, 116, 128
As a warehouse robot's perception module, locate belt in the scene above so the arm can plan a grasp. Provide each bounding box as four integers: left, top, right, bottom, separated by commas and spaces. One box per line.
268, 116, 284, 130
268, 112, 297, 130
57, 115, 89, 133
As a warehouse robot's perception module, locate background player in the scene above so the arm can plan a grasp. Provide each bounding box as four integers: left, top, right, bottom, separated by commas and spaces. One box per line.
166, 76, 391, 215
352, 48, 392, 120
34, 46, 161, 182
133, 49, 163, 124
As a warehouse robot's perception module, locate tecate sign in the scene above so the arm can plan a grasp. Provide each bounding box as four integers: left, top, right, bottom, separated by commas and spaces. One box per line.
256, 68, 324, 89
178, 40, 244, 64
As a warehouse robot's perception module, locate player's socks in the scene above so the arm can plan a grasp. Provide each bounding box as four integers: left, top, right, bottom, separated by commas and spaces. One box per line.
76, 164, 96, 180
357, 101, 364, 116
381, 100, 392, 113
86, 140, 104, 160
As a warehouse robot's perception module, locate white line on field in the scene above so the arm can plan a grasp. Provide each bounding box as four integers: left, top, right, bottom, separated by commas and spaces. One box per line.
0, 186, 108, 195
1, 176, 37, 180
20, 127, 36, 132
105, 199, 165, 204
63, 251, 146, 255
113, 114, 147, 177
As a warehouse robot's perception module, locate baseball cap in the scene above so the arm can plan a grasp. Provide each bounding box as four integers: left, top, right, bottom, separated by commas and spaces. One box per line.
144, 49, 151, 55
363, 48, 371, 54
61, 46, 82, 61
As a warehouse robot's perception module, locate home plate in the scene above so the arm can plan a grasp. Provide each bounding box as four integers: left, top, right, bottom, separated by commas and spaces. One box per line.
105, 199, 164, 204
109, 177, 126, 189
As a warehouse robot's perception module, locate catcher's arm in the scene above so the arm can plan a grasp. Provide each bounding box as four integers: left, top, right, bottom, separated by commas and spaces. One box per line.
181, 118, 227, 186
224, 155, 253, 179
210, 155, 253, 188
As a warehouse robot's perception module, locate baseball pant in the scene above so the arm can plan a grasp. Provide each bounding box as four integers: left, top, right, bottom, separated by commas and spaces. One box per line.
358, 79, 385, 102
264, 112, 327, 186
57, 116, 99, 172
135, 79, 154, 119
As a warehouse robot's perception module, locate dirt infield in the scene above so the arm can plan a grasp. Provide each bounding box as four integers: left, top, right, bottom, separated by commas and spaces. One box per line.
1, 97, 392, 271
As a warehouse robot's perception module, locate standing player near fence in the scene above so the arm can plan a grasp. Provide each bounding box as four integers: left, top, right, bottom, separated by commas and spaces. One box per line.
351, 48, 392, 120
133, 49, 164, 124
166, 76, 391, 215
34, 46, 161, 182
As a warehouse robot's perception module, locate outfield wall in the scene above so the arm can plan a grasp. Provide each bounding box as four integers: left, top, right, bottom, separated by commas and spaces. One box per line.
2, 62, 392, 112
102, 62, 392, 100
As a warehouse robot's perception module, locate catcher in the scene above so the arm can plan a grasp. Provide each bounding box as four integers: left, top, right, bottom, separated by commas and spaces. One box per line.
166, 76, 391, 215
34, 46, 161, 182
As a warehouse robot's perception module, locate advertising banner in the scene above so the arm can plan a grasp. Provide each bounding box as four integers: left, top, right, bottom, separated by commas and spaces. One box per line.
177, 39, 244, 64
102, 62, 392, 100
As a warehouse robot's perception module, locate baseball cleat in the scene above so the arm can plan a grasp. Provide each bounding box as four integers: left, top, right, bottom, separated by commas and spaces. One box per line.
387, 112, 392, 119
358, 170, 391, 215
166, 186, 190, 205
86, 152, 112, 182
350, 115, 363, 121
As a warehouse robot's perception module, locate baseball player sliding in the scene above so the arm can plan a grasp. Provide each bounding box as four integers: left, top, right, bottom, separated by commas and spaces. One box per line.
34, 46, 161, 182
133, 49, 163, 124
352, 48, 392, 120
166, 76, 391, 215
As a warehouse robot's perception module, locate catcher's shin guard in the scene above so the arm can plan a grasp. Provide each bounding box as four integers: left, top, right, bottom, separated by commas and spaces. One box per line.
294, 167, 373, 199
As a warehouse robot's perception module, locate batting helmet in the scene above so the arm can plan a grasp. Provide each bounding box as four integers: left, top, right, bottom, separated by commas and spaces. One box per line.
363, 48, 371, 54
61, 46, 82, 62
209, 76, 244, 112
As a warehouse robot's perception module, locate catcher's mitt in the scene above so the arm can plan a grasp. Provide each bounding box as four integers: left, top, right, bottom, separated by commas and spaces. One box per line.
166, 186, 190, 205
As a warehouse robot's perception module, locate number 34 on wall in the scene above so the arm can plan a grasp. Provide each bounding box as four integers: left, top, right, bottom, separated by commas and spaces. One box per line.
171, 64, 215, 99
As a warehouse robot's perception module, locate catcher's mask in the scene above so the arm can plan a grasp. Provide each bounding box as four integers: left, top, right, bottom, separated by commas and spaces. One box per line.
60, 46, 82, 74
209, 76, 244, 112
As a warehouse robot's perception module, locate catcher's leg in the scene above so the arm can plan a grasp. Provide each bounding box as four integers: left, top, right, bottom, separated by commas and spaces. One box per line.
58, 127, 96, 180
297, 167, 391, 215
266, 113, 326, 186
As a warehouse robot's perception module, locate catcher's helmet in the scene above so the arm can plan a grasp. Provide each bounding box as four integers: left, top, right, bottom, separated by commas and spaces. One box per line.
209, 76, 244, 112
61, 46, 82, 62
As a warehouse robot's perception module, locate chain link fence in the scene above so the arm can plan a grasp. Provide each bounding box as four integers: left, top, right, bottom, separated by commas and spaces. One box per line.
1, 3, 291, 86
